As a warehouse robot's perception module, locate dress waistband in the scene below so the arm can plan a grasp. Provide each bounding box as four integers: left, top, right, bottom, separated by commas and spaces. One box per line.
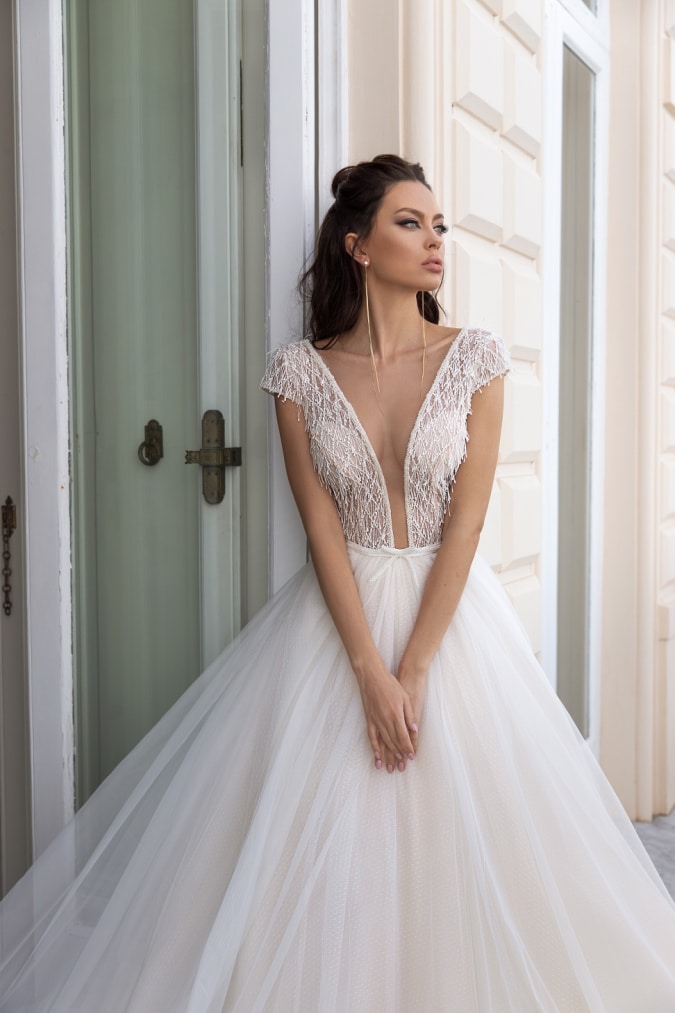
346, 542, 441, 559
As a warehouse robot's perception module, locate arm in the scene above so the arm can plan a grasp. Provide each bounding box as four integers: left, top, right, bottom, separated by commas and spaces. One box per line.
274, 396, 417, 770
397, 377, 505, 734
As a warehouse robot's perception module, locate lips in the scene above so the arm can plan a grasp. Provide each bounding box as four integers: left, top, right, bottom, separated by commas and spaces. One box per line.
422, 258, 443, 272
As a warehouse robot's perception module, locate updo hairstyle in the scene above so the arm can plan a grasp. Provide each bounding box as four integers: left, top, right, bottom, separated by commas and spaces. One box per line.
300, 154, 443, 346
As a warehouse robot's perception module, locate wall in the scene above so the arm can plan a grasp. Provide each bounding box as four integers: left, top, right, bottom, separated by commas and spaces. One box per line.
346, 0, 675, 818
348, 0, 544, 652
600, 0, 640, 814
651, 0, 675, 815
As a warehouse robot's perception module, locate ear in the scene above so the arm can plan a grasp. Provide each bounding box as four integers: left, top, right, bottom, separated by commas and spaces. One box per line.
345, 232, 367, 265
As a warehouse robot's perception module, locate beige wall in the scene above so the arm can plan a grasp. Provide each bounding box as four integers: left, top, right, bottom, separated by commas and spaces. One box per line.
601, 1, 641, 815
346, 0, 675, 819
348, 0, 544, 650
648, 0, 675, 817
603, 0, 675, 820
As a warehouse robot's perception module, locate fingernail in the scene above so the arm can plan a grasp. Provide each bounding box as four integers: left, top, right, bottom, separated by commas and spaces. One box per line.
387, 764, 394, 773
395, 753, 403, 761
398, 761, 405, 772
375, 758, 382, 769
411, 723, 418, 733
407, 752, 414, 760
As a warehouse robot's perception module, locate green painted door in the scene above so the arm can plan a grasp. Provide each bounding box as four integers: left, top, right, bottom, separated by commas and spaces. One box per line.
66, 0, 259, 801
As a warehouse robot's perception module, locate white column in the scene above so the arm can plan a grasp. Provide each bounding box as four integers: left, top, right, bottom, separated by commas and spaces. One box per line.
635, 0, 660, 820
15, 0, 74, 851
266, 0, 316, 591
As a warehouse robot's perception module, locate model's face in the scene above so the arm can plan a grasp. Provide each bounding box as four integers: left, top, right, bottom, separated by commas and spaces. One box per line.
350, 180, 447, 291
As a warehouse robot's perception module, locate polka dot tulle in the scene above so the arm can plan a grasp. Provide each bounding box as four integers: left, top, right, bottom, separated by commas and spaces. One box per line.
2, 332, 675, 1011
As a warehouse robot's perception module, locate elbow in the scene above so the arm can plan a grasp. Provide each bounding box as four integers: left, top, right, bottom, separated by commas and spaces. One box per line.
304, 511, 346, 558
444, 512, 484, 551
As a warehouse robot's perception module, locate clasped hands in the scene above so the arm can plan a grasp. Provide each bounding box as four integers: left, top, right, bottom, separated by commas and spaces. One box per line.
356, 661, 426, 773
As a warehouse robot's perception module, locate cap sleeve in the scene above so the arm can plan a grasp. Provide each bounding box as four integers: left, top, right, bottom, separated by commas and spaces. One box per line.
471, 330, 510, 394
260, 341, 308, 411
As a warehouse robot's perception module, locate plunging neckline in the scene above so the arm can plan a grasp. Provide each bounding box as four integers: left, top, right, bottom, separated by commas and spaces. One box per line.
306, 329, 467, 547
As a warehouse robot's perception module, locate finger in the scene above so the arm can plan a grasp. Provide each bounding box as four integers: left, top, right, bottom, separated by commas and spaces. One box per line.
393, 714, 415, 759
367, 722, 382, 769
403, 700, 419, 754
377, 722, 402, 762
383, 744, 397, 774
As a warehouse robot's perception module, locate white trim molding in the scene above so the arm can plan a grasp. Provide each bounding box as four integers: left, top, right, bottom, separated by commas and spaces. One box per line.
15, 0, 74, 853
635, 0, 658, 820
266, 0, 348, 592
265, 0, 316, 593
317, 0, 348, 217
542, 0, 610, 754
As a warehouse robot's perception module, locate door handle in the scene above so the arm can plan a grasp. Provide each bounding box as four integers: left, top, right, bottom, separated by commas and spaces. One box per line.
138, 419, 164, 466
2, 497, 16, 617
185, 410, 242, 504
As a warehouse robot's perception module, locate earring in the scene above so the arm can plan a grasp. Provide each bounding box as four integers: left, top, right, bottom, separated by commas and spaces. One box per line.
363, 263, 382, 404
363, 259, 369, 267
420, 296, 427, 403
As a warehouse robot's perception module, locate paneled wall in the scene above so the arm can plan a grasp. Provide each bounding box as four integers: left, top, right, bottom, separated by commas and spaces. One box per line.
449, 0, 543, 649
346, 0, 675, 816
348, 0, 545, 650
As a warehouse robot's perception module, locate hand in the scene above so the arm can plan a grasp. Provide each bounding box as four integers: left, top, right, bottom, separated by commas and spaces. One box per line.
392, 657, 428, 770
355, 664, 417, 773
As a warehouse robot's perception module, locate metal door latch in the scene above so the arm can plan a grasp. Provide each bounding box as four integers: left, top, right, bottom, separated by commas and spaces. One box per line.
138, 419, 164, 466
185, 410, 242, 504
2, 497, 16, 617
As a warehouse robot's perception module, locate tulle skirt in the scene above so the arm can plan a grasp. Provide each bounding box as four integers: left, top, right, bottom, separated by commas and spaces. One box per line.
1, 545, 675, 1011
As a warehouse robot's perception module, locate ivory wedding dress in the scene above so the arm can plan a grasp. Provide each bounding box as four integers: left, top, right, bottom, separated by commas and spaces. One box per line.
2, 328, 675, 1011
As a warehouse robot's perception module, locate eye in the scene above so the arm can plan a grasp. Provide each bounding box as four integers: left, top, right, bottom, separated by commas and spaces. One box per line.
434, 223, 449, 236
397, 218, 420, 229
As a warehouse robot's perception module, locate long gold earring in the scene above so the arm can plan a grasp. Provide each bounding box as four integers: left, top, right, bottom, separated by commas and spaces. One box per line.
433, 269, 445, 318
364, 262, 382, 399
420, 294, 427, 403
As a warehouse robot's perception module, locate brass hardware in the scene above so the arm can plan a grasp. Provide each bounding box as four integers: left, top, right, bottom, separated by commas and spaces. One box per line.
185, 409, 242, 505
138, 419, 164, 466
2, 496, 16, 617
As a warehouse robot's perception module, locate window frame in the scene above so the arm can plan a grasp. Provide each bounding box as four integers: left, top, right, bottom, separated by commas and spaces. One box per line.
556, 0, 609, 39
541, 0, 610, 752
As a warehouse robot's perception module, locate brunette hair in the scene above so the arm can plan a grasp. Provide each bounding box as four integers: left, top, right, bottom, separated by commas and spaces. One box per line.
300, 154, 442, 345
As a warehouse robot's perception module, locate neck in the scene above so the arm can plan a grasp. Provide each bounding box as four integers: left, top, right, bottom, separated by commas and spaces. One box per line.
356, 285, 424, 360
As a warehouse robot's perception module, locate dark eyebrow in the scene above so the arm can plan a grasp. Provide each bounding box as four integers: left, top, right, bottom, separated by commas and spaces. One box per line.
393, 206, 445, 221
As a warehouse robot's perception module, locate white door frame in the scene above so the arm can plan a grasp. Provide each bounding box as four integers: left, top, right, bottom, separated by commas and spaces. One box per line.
266, 0, 347, 591
15, 0, 73, 856
541, 0, 609, 752
17, 0, 343, 852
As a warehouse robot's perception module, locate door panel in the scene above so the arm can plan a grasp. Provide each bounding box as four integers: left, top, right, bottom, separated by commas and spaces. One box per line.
66, 0, 245, 800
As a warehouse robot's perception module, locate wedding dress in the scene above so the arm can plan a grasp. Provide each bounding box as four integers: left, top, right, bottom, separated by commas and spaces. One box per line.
2, 327, 675, 1012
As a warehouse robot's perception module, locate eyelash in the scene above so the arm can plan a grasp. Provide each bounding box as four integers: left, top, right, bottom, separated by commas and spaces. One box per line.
398, 218, 448, 235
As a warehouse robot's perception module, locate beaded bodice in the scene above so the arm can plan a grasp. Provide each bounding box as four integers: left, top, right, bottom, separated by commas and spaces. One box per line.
261, 328, 509, 549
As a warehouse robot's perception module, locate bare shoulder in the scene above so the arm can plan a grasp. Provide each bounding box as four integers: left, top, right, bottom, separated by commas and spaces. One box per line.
423, 323, 465, 364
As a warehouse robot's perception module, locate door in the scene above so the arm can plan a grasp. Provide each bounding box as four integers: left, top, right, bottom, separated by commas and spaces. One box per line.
65, 0, 265, 801
0, 0, 30, 895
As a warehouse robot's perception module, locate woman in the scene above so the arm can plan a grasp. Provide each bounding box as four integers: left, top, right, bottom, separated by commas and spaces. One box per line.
1, 154, 675, 1011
